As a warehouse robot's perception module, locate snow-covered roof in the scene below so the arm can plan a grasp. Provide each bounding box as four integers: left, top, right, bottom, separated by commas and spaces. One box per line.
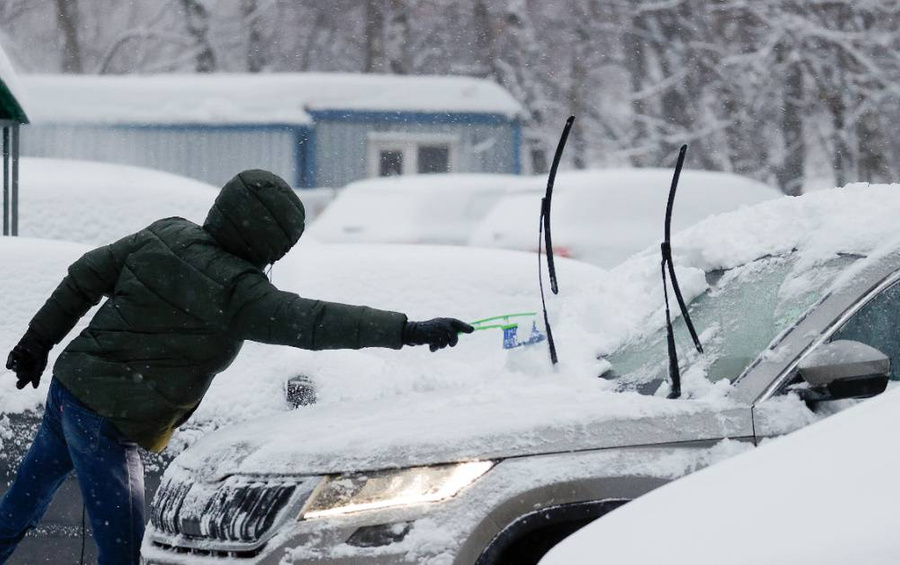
19, 73, 524, 126
0, 41, 27, 123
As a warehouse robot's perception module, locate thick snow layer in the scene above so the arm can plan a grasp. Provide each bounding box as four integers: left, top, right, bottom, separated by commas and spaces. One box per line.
20, 73, 523, 125
540, 387, 900, 565
17, 158, 218, 245
0, 41, 26, 120
470, 168, 782, 267
309, 173, 543, 245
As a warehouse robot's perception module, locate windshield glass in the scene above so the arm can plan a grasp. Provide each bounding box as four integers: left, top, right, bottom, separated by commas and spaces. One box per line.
602, 253, 859, 396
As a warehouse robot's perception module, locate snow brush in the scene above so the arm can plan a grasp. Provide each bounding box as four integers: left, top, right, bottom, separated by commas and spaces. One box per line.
469, 313, 547, 350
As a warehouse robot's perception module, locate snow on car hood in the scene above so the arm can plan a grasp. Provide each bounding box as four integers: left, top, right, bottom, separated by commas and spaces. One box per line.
173, 381, 749, 479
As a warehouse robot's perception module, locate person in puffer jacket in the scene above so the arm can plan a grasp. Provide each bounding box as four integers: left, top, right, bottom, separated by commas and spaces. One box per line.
0, 169, 473, 565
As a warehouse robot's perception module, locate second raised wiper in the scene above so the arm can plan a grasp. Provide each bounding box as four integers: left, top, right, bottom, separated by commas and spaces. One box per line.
661, 144, 703, 399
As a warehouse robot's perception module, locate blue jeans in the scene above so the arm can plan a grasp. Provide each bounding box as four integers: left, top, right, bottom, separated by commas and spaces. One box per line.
0, 379, 145, 565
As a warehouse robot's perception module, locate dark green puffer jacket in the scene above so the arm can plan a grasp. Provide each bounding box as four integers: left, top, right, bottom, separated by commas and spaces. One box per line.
28, 170, 407, 452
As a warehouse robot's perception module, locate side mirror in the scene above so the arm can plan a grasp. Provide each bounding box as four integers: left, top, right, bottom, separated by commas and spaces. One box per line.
797, 340, 890, 402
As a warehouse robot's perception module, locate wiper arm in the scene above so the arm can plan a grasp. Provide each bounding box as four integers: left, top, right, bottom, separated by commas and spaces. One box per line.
661, 144, 703, 399
539, 115, 575, 365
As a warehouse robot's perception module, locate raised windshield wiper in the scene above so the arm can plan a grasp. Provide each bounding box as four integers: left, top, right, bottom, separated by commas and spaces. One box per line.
661, 144, 703, 399
539, 115, 575, 365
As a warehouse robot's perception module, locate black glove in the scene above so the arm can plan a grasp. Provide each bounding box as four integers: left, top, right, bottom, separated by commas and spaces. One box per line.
403, 318, 475, 352
6, 328, 52, 390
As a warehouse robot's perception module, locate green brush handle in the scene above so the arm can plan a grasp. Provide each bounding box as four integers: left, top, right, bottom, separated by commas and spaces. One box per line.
470, 312, 537, 331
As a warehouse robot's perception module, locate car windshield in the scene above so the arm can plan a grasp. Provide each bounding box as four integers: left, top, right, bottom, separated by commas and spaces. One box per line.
602, 253, 860, 395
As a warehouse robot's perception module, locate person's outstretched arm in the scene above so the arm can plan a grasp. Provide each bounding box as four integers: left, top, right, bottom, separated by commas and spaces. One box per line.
231, 274, 473, 351
7, 233, 138, 389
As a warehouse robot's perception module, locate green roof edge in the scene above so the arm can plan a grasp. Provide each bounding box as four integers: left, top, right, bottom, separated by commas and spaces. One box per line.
0, 76, 28, 124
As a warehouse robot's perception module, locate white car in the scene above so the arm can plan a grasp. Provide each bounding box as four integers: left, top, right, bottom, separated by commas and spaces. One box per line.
308, 173, 542, 245
470, 168, 782, 267
17, 157, 218, 245
142, 182, 900, 565
540, 386, 900, 565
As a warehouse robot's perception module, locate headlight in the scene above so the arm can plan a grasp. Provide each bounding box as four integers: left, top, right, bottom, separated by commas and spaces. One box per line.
302, 461, 494, 519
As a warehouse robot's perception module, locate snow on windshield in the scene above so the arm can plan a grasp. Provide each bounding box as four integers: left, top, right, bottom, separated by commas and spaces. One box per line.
603, 254, 858, 398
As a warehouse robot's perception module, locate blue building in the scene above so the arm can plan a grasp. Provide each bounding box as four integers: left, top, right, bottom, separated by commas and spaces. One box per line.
19, 73, 524, 188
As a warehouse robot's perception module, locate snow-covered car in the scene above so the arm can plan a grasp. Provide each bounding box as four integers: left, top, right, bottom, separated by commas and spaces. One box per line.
540, 386, 900, 565
17, 157, 219, 245
470, 168, 782, 267
143, 183, 900, 565
308, 173, 543, 245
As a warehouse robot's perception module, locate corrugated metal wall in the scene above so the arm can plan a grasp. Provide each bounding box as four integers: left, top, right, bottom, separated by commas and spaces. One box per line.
21, 124, 301, 188
315, 121, 517, 188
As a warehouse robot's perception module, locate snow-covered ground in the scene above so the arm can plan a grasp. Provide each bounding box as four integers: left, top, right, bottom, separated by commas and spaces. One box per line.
470, 168, 782, 267
308, 173, 543, 245
540, 386, 900, 565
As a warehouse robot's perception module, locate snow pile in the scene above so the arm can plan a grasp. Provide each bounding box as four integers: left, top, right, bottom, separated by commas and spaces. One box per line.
20, 73, 523, 125
309, 173, 543, 245
17, 158, 218, 245
471, 168, 782, 267
541, 386, 900, 565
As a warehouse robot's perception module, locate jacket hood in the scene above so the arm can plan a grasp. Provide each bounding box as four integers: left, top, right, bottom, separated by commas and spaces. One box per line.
203, 170, 305, 267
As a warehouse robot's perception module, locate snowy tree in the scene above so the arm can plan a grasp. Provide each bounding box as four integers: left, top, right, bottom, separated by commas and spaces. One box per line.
53, 0, 83, 73
241, 0, 265, 72
179, 0, 217, 73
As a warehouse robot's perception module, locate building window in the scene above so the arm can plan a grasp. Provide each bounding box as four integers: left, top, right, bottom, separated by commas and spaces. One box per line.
380, 150, 404, 176
417, 145, 450, 174
368, 133, 459, 178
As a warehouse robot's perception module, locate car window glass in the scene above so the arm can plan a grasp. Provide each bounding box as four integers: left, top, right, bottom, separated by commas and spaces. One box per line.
830, 279, 900, 380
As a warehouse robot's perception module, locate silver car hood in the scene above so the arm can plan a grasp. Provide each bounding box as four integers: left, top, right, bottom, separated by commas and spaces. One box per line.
174, 387, 754, 481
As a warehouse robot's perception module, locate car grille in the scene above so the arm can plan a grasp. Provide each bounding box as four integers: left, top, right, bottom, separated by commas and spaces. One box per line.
151, 474, 307, 544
